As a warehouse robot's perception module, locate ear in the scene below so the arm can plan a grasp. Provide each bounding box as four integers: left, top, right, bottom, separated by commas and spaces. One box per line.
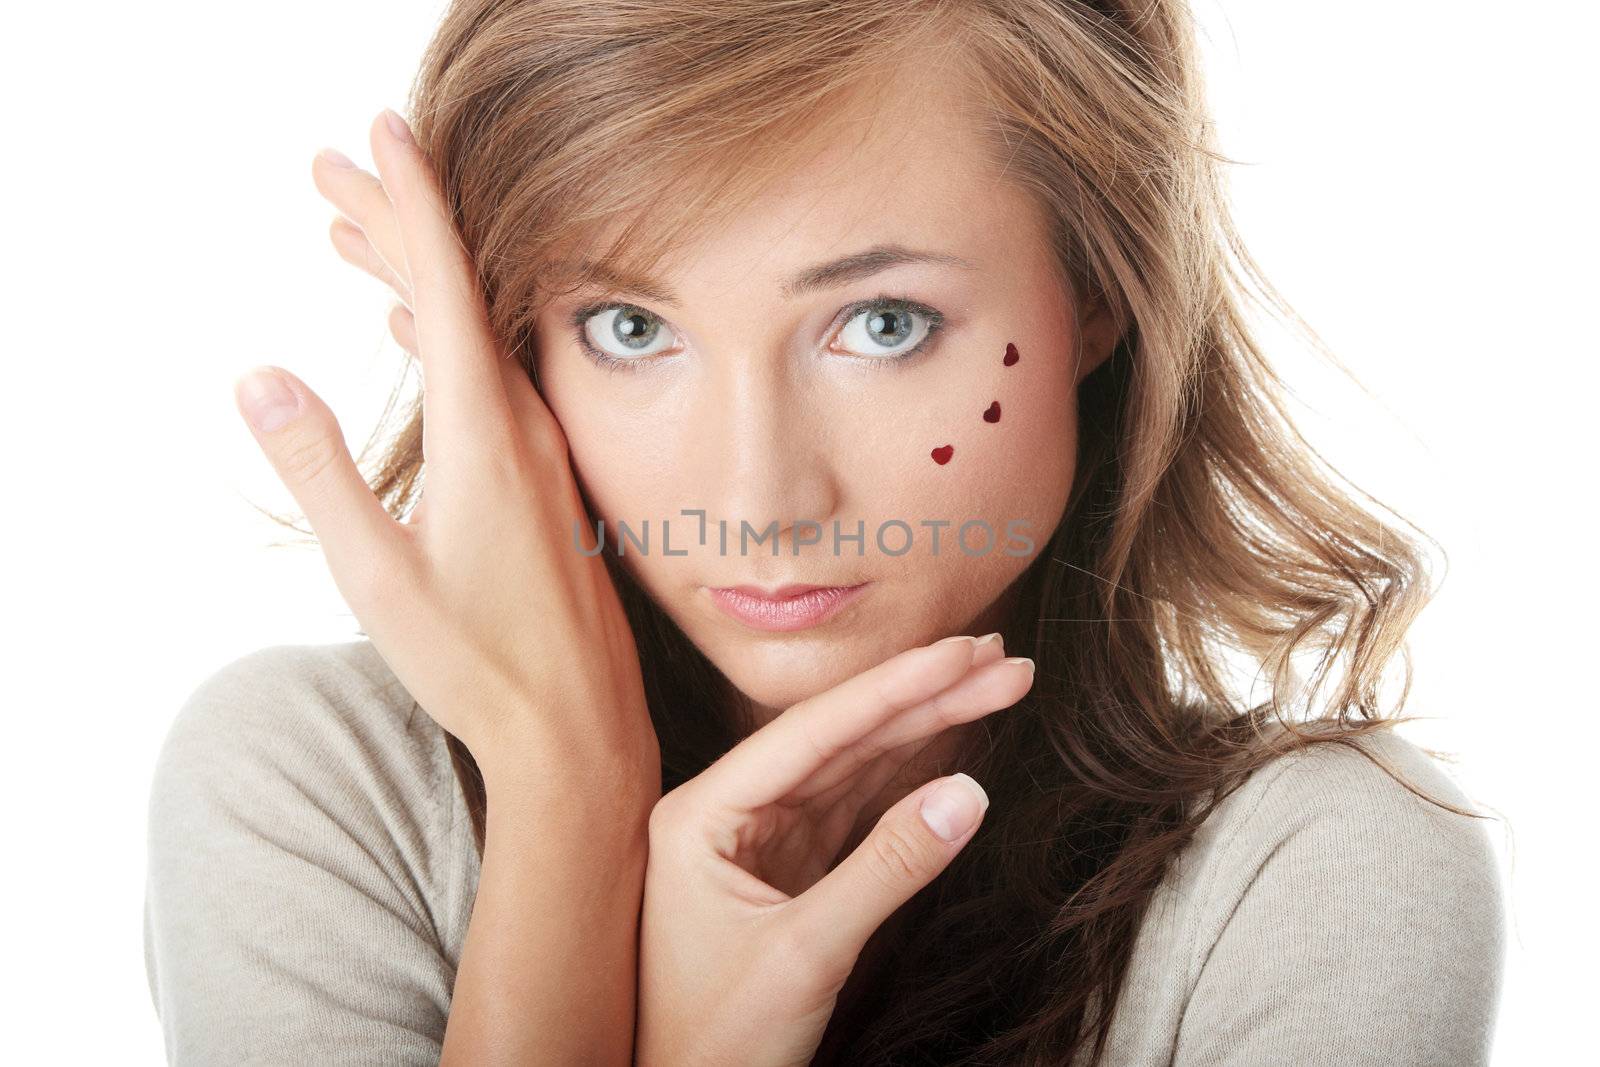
1074, 293, 1121, 385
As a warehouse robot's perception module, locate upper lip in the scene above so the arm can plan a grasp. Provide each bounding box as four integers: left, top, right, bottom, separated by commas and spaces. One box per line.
714, 582, 865, 599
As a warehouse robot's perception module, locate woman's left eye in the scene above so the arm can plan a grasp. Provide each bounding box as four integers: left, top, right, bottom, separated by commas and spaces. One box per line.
834, 298, 944, 361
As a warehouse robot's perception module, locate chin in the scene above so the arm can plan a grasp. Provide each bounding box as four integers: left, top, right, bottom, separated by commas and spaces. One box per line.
705, 626, 903, 718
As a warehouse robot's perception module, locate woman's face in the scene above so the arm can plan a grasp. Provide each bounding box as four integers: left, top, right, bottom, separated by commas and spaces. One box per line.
533, 66, 1115, 723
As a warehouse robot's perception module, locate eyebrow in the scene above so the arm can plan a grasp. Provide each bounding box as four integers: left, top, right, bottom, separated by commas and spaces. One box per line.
564, 243, 979, 307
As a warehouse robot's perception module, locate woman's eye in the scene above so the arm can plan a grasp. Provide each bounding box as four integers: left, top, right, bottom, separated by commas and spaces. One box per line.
572, 295, 944, 370
834, 299, 939, 360
578, 304, 678, 362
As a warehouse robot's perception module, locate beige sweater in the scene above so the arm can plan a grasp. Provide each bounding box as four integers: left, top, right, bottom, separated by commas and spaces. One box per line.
142, 639, 1506, 1064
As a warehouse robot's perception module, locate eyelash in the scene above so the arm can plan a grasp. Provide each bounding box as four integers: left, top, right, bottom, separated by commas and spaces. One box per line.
567, 291, 948, 374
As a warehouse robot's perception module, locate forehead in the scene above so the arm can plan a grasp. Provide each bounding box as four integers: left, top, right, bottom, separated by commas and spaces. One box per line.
761, 59, 1004, 219
564, 55, 1051, 299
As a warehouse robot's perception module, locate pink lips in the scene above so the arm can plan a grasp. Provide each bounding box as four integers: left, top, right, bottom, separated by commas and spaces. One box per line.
707, 582, 870, 632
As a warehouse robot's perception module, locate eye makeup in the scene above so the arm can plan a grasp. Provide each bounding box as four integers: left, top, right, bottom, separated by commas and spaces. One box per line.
566, 291, 949, 373
567, 301, 673, 374
828, 293, 947, 370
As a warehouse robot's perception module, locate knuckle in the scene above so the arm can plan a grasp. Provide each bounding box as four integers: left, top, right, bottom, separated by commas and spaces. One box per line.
276, 427, 342, 486
868, 825, 932, 887
927, 688, 964, 728
647, 789, 689, 839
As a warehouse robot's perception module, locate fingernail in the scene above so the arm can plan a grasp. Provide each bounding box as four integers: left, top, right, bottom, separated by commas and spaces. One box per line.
935, 635, 976, 647
236, 368, 300, 433
318, 147, 356, 169
920, 773, 989, 842
383, 108, 415, 145
975, 632, 1003, 650
1003, 656, 1035, 672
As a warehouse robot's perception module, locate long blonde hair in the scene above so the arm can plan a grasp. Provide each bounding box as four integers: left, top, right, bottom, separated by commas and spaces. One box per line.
272, 2, 1489, 1061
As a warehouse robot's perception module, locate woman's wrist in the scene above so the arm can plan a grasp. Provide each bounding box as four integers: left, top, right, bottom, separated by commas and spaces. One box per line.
443, 756, 649, 1067
478, 723, 661, 827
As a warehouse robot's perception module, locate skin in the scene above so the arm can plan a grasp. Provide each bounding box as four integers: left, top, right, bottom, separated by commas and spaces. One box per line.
535, 58, 1116, 877
533, 60, 1114, 731
247, 110, 659, 1066
284, 52, 1117, 1067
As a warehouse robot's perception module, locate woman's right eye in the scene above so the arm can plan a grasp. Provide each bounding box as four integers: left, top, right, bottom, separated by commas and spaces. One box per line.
574, 303, 680, 365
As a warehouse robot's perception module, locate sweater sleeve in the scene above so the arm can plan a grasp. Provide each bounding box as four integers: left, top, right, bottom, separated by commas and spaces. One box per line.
1171, 732, 1507, 1067
142, 643, 460, 1065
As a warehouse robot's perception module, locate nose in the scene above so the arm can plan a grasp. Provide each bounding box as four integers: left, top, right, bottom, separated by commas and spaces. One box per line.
688, 352, 841, 557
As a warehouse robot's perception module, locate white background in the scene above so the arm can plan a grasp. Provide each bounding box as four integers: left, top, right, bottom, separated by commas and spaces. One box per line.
3, 2, 1592, 1061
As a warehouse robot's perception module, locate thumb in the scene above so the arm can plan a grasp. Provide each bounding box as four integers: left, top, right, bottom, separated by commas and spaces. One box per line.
786, 772, 990, 967
233, 365, 404, 604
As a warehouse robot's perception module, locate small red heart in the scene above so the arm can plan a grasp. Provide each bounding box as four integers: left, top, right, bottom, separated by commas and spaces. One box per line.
931, 444, 954, 465
983, 401, 1001, 423
1003, 342, 1019, 366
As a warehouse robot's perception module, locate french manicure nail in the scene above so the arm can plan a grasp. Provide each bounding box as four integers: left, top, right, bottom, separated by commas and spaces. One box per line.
1002, 656, 1035, 671
920, 773, 989, 842
975, 632, 1003, 650
383, 108, 415, 145
236, 368, 300, 433
935, 635, 976, 647
318, 147, 356, 169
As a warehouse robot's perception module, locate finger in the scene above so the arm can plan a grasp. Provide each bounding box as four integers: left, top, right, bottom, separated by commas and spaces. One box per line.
803, 644, 1024, 848
795, 654, 1034, 804
232, 365, 409, 612
499, 349, 552, 435
793, 634, 1012, 807
368, 108, 517, 464
785, 772, 990, 965
801, 739, 928, 869
405, 489, 428, 528
352, 117, 560, 450
690, 636, 982, 814
795, 652, 1029, 866
313, 149, 412, 297
330, 215, 413, 306
388, 301, 419, 358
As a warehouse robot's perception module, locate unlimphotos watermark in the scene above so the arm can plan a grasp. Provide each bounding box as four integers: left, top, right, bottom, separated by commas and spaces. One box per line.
571, 509, 1036, 558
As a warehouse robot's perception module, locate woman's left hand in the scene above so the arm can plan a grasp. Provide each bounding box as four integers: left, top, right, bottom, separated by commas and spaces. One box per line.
636, 632, 1034, 1067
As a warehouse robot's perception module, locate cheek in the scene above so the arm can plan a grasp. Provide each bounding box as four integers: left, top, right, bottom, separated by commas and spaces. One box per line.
550, 411, 678, 528
535, 333, 1078, 581
548, 412, 697, 608
886, 337, 1076, 632
895, 337, 1078, 525
532, 342, 682, 522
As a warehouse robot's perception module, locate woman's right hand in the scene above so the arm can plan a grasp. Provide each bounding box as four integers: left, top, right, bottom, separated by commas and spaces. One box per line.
235, 108, 657, 796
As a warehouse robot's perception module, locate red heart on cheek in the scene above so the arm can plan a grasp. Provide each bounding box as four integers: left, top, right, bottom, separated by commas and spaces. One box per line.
983, 401, 1001, 423
931, 444, 954, 465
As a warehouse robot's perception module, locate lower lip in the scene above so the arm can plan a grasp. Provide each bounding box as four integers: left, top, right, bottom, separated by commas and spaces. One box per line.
707, 583, 870, 632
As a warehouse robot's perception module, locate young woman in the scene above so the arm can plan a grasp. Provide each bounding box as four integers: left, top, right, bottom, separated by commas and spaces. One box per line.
143, 2, 1505, 1064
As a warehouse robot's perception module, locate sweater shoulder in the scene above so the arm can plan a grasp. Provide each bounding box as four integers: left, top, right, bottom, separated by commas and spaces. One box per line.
1190, 727, 1500, 893
148, 638, 471, 885
163, 639, 428, 759
144, 640, 480, 1062
1096, 727, 1507, 1065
